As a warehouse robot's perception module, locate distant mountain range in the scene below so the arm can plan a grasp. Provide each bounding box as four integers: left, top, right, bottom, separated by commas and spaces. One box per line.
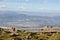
0, 11, 60, 28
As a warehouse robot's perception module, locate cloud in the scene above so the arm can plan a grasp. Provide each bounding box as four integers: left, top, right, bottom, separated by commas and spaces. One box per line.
0, 0, 8, 2
20, 6, 60, 12
20, 5, 27, 11
0, 4, 7, 10
25, 0, 29, 2
0, 0, 4, 1
0, 6, 20, 11
38, 8, 60, 12
20, 0, 29, 3
0, 0, 59, 12
0, 3, 60, 12
33, 0, 58, 4
36, 0, 48, 4
0, 1, 20, 11
0, 4, 19, 11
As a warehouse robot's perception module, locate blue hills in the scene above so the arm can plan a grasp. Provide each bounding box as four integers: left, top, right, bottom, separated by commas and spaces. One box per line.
0, 11, 60, 28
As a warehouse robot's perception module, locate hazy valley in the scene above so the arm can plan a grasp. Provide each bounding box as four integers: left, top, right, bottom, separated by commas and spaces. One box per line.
0, 11, 60, 28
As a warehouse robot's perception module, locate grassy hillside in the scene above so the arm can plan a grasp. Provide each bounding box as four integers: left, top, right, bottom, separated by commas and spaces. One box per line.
0, 29, 60, 40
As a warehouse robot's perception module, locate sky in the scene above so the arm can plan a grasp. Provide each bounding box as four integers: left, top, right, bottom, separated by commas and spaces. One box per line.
0, 0, 60, 12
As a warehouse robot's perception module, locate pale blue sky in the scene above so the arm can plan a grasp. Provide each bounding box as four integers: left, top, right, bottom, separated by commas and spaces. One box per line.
0, 0, 60, 12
